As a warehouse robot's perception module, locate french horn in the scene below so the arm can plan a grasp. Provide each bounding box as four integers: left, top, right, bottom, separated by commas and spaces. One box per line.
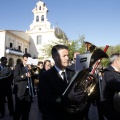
62, 42, 109, 113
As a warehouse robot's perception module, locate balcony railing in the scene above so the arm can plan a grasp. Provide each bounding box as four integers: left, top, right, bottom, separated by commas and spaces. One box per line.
6, 49, 24, 56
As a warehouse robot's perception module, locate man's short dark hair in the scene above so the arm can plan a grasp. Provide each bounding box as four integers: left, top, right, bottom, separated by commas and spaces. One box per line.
23, 53, 31, 58
1, 57, 7, 62
51, 44, 68, 57
16, 58, 22, 65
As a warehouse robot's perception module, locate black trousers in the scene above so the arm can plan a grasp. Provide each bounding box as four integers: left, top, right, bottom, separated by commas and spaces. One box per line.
37, 88, 42, 112
0, 86, 14, 116
13, 95, 32, 120
0, 93, 5, 116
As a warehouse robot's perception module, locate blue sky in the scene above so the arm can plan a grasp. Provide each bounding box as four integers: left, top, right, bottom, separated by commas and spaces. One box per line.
0, 0, 120, 46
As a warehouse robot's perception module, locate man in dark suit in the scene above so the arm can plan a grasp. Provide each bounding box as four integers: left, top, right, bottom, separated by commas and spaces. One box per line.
0, 57, 14, 118
101, 53, 120, 120
39, 44, 86, 120
13, 53, 34, 120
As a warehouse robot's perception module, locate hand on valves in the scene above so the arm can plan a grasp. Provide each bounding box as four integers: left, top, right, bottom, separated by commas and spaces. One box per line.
68, 84, 86, 102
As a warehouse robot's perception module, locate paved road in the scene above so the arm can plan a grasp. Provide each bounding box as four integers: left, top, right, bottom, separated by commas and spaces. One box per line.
1, 96, 107, 120
0, 96, 42, 120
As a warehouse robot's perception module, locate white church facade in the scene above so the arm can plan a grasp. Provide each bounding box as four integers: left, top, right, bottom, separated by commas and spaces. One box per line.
0, 0, 60, 66
26, 1, 59, 60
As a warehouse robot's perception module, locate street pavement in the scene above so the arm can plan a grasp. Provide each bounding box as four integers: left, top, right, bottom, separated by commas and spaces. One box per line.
0, 96, 42, 120
1, 96, 107, 120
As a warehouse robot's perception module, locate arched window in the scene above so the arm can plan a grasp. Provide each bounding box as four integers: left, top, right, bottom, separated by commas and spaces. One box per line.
36, 16, 39, 22
41, 15, 44, 21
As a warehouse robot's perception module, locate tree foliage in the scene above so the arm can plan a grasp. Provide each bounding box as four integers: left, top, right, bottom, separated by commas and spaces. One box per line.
40, 32, 69, 59
68, 35, 86, 60
40, 33, 86, 61
99, 44, 120, 67
40, 27, 120, 68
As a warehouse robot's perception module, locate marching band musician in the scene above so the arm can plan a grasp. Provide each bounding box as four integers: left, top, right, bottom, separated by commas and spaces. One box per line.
101, 53, 120, 120
39, 44, 87, 120
0, 57, 14, 118
37, 60, 51, 112
37, 61, 43, 70
13, 53, 35, 120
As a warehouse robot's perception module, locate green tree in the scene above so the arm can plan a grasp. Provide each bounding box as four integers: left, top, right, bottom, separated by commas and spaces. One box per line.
68, 34, 86, 60
99, 44, 120, 67
40, 32, 69, 58
40, 33, 86, 60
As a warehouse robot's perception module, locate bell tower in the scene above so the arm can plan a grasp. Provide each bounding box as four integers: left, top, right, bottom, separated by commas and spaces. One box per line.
26, 0, 58, 60
28, 0, 52, 32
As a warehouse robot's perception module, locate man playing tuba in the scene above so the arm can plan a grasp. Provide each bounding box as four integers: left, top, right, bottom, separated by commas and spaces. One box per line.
39, 44, 86, 120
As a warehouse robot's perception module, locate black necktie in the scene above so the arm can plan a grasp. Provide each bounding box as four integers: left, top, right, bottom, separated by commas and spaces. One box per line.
61, 72, 67, 83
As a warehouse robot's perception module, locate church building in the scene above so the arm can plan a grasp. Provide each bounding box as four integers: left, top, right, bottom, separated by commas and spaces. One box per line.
0, 0, 61, 66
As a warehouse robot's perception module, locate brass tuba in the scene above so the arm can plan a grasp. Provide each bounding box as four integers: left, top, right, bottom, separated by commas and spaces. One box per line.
62, 42, 109, 113
0, 67, 12, 79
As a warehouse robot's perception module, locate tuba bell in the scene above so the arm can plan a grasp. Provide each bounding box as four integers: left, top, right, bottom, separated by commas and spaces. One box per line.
62, 42, 109, 113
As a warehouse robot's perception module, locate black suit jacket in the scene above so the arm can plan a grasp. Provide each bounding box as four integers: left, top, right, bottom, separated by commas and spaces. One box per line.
39, 66, 86, 120
13, 63, 28, 99
102, 65, 120, 102
101, 65, 120, 119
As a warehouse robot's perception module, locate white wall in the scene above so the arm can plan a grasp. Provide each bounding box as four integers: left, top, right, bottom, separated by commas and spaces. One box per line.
28, 30, 58, 59
0, 31, 6, 58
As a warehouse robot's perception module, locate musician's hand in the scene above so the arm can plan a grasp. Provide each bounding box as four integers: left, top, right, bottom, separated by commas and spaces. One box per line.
68, 84, 86, 102
26, 72, 31, 77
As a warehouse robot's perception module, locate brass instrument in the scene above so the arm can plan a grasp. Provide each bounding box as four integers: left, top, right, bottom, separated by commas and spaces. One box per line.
31, 65, 40, 86
26, 65, 35, 98
0, 67, 12, 79
62, 42, 109, 113
31, 65, 40, 75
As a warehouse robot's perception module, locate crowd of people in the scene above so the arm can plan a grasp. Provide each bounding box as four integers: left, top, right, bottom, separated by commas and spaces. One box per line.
0, 44, 120, 120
